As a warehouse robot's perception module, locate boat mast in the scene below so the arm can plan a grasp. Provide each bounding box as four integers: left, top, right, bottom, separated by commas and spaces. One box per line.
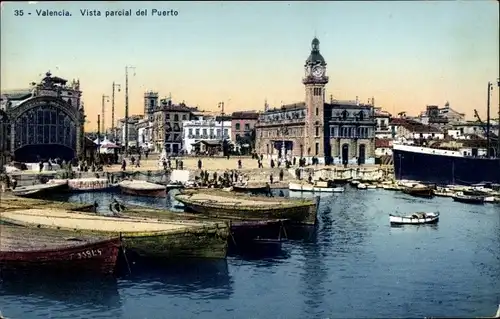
486, 81, 492, 157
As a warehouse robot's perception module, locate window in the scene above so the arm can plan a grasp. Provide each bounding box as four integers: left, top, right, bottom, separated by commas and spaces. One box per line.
313, 88, 322, 96
182, 114, 187, 120
217, 129, 221, 137
315, 126, 320, 137
202, 129, 207, 136
165, 114, 170, 119
195, 129, 200, 137
235, 123, 241, 130
315, 108, 319, 116
173, 114, 179, 122
244, 123, 250, 131
224, 128, 228, 137
315, 142, 319, 155
210, 128, 214, 137
188, 128, 193, 136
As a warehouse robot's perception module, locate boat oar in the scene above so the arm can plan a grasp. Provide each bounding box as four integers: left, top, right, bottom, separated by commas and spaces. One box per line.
119, 233, 132, 275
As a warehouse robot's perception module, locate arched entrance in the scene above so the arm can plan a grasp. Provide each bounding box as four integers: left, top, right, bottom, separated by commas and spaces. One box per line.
11, 96, 79, 162
341, 144, 349, 164
358, 144, 366, 165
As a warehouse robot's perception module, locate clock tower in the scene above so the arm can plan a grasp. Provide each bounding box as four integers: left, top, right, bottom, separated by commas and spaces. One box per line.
303, 37, 328, 162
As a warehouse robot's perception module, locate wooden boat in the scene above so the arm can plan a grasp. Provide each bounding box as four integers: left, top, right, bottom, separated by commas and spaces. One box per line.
389, 212, 439, 225
232, 183, 268, 193
350, 180, 360, 186
289, 181, 344, 193
0, 209, 229, 259
11, 181, 68, 198
402, 184, 435, 198
175, 189, 319, 226
118, 180, 167, 197
333, 177, 351, 185
452, 193, 485, 204
0, 225, 120, 275
366, 184, 377, 189
68, 178, 117, 192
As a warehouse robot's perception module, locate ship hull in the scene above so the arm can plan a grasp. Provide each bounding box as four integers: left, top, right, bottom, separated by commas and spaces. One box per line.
393, 145, 500, 185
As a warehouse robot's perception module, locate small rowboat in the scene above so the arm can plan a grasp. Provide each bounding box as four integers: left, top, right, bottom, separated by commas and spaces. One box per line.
0, 225, 121, 275
357, 183, 367, 190
12, 181, 68, 198
389, 212, 439, 225
118, 180, 167, 197
289, 182, 344, 193
452, 192, 485, 204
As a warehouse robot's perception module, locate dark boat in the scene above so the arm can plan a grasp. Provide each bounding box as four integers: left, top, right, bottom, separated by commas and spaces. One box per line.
452, 193, 485, 204
118, 180, 167, 197
0, 225, 121, 275
232, 183, 268, 193
393, 144, 500, 186
402, 184, 436, 198
230, 219, 289, 246
11, 181, 68, 198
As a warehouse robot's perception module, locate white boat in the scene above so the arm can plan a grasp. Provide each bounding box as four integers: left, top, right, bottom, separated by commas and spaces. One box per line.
389, 212, 439, 225
357, 183, 367, 190
366, 184, 377, 189
350, 180, 360, 186
289, 182, 344, 193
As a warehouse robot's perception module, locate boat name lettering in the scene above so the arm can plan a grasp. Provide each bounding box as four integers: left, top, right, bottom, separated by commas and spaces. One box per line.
70, 249, 102, 260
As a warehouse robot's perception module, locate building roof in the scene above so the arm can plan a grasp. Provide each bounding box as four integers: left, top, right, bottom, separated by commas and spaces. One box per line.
390, 118, 442, 133
158, 104, 193, 112
231, 111, 259, 120
192, 140, 222, 146
1, 89, 33, 101
265, 102, 306, 113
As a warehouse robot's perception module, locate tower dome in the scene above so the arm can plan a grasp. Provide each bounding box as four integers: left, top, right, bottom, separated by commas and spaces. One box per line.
305, 37, 326, 66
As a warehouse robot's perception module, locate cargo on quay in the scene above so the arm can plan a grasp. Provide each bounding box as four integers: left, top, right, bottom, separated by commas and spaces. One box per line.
393, 144, 500, 186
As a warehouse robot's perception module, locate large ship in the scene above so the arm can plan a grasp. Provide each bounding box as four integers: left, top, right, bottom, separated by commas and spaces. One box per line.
393, 143, 500, 185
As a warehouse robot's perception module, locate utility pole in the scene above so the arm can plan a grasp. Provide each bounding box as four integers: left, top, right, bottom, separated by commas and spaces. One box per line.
97, 114, 101, 156
124, 65, 136, 156
218, 101, 225, 142
101, 94, 110, 136
497, 78, 500, 157
112, 82, 121, 142
486, 81, 492, 157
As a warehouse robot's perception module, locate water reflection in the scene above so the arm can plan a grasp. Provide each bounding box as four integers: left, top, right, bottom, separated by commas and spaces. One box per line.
119, 258, 233, 300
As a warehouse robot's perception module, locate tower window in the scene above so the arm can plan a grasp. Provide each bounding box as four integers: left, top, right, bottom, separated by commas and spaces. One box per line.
313, 88, 322, 96
315, 142, 319, 155
315, 108, 319, 116
315, 126, 320, 136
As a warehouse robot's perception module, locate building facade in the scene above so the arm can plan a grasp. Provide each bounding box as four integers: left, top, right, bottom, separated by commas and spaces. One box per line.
231, 111, 259, 153
182, 118, 231, 154
151, 98, 193, 154
0, 72, 85, 162
255, 38, 376, 165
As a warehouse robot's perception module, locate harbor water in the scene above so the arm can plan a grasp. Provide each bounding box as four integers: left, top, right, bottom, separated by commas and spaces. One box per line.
1, 187, 499, 319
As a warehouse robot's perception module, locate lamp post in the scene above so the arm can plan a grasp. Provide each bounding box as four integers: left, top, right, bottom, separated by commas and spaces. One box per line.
101, 94, 110, 136
124, 65, 136, 156
281, 124, 287, 161
111, 82, 121, 142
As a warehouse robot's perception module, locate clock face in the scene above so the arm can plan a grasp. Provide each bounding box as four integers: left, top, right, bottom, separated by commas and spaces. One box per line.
312, 65, 325, 78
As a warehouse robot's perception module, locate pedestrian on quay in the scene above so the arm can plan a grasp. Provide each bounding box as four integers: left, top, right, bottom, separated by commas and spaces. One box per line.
238, 159, 242, 169
121, 159, 127, 171
198, 159, 202, 170
279, 168, 284, 182
135, 158, 140, 168
270, 159, 275, 169
269, 173, 274, 184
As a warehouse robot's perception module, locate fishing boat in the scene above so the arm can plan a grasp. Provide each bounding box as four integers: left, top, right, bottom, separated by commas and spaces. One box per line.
11, 180, 68, 198
452, 192, 485, 204
0, 209, 229, 259
232, 183, 268, 193
175, 189, 319, 226
402, 184, 435, 198
118, 180, 167, 197
68, 178, 117, 192
389, 212, 439, 225
0, 225, 120, 275
289, 181, 344, 193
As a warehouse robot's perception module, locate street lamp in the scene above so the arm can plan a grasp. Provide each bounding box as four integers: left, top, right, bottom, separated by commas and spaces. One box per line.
124, 65, 136, 156
101, 94, 110, 136
112, 82, 121, 142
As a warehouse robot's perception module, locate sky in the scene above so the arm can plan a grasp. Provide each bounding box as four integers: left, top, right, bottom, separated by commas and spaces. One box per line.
1, 1, 499, 131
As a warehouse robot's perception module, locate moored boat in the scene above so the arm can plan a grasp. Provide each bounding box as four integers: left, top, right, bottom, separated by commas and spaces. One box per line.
357, 183, 367, 189
118, 180, 167, 197
289, 181, 344, 193
0, 209, 229, 259
68, 178, 117, 192
389, 212, 439, 225
452, 192, 485, 204
175, 189, 319, 225
11, 181, 68, 198
402, 184, 435, 198
232, 183, 268, 193
0, 225, 120, 275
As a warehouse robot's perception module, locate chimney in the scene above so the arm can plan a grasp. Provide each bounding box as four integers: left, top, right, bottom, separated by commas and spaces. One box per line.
355, 96, 359, 106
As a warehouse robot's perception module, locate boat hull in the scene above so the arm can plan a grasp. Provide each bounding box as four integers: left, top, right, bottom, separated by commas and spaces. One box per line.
402, 188, 435, 198
232, 186, 268, 193
289, 182, 344, 193
120, 186, 167, 197
389, 214, 439, 225
452, 195, 485, 204
0, 238, 121, 275
12, 183, 68, 199
393, 145, 500, 185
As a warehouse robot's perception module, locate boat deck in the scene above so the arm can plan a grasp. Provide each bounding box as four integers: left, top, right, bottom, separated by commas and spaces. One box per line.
0, 209, 211, 234
119, 180, 165, 190
0, 225, 111, 252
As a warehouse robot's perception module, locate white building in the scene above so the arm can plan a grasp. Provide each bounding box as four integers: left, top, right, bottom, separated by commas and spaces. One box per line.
374, 107, 392, 139
137, 118, 154, 150
182, 118, 232, 154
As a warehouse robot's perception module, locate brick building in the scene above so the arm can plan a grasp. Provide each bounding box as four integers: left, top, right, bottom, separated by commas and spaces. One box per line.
255, 38, 376, 165
231, 111, 259, 153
